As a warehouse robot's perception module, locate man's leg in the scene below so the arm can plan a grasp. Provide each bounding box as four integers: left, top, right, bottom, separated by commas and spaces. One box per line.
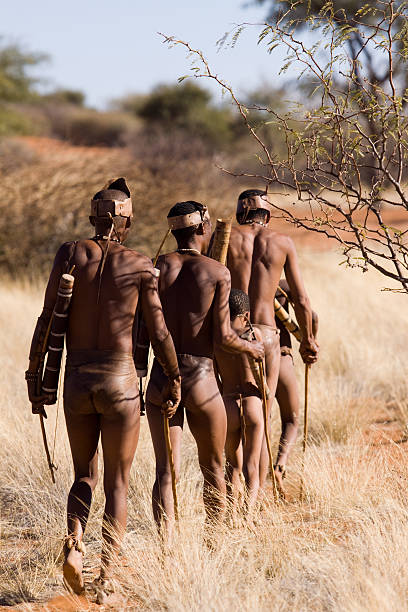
274, 354, 300, 492
259, 337, 281, 490
99, 402, 140, 580
224, 397, 244, 520
146, 401, 184, 542
242, 396, 264, 514
64, 411, 100, 593
186, 376, 227, 525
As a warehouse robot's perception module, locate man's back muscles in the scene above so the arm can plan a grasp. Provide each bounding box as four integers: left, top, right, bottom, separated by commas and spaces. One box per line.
67, 240, 154, 353
227, 225, 288, 326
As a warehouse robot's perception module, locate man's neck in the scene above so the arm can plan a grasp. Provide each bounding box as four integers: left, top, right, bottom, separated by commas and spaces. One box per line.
176, 240, 203, 254
242, 219, 268, 228
93, 232, 122, 244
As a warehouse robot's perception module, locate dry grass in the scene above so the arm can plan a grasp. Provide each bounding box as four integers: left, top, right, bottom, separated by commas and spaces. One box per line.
1, 250, 408, 610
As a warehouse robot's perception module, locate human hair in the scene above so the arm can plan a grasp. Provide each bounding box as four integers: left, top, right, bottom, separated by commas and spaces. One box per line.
167, 200, 206, 242
92, 188, 129, 203
229, 288, 250, 319
238, 189, 266, 200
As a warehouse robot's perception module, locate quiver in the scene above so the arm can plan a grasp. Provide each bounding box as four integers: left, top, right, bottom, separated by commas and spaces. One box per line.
208, 218, 232, 265
42, 274, 74, 402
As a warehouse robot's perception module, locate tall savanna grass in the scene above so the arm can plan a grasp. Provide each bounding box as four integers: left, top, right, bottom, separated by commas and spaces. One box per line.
1, 250, 408, 610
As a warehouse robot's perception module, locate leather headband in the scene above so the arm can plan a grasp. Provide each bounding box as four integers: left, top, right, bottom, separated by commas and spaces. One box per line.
240, 195, 272, 212
90, 197, 132, 218
168, 208, 209, 230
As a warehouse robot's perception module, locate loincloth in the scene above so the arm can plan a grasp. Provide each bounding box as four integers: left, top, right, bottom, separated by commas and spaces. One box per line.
64, 350, 138, 416
147, 353, 214, 407
223, 383, 261, 402
254, 324, 280, 335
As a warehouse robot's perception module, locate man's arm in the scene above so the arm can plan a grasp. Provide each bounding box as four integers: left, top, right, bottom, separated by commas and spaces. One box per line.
278, 277, 319, 338
312, 311, 319, 337
283, 238, 318, 364
213, 267, 264, 361
132, 304, 150, 378
139, 266, 181, 417
26, 242, 72, 413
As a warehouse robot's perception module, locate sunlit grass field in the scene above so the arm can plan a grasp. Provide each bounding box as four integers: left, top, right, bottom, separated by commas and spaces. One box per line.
1, 250, 408, 611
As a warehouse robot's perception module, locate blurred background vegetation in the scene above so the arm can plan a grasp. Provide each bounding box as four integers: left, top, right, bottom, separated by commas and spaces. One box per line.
2, 0, 404, 276
0, 35, 289, 276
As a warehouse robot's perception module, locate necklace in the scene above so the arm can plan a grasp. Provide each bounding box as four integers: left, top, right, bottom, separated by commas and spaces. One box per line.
176, 248, 201, 255
93, 234, 120, 243
243, 220, 267, 228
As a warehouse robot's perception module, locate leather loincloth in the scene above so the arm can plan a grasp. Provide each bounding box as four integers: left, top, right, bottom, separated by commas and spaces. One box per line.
64, 350, 138, 416
147, 353, 214, 407
223, 383, 261, 401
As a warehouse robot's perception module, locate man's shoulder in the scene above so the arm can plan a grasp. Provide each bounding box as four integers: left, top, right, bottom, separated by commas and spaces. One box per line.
259, 227, 293, 250
120, 248, 155, 271
201, 255, 230, 277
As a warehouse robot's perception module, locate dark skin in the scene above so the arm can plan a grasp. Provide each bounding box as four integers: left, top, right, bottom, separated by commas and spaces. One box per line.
146, 215, 264, 541
261, 280, 319, 496
215, 318, 277, 520
27, 215, 180, 592
227, 209, 319, 492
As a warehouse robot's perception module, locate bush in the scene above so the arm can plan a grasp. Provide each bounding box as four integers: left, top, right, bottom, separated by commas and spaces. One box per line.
45, 106, 137, 147
0, 138, 37, 172
42, 89, 85, 107
0, 104, 38, 137
119, 81, 240, 152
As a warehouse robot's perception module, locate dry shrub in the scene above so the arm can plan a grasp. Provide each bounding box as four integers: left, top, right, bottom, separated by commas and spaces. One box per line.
0, 140, 242, 276
2, 251, 408, 609
45, 106, 138, 147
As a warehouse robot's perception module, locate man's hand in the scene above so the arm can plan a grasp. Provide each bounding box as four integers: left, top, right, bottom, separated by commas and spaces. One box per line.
246, 340, 265, 362
161, 376, 181, 419
26, 378, 55, 417
299, 338, 319, 365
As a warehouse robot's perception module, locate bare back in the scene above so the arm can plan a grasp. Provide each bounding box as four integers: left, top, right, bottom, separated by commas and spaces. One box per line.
156, 252, 225, 358
46, 240, 155, 354
227, 224, 289, 326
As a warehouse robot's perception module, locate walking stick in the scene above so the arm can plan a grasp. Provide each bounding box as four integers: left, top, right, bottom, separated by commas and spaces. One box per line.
300, 364, 310, 502
258, 360, 279, 501
163, 415, 179, 521
246, 319, 279, 501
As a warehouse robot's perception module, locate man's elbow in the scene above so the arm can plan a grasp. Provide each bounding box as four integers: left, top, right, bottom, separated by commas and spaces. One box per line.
219, 330, 238, 351
294, 294, 311, 310
149, 325, 169, 345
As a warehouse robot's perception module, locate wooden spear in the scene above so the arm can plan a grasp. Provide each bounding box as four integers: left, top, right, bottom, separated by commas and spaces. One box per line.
299, 364, 310, 502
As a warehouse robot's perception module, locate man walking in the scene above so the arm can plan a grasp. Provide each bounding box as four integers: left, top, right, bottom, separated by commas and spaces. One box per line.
26, 179, 181, 600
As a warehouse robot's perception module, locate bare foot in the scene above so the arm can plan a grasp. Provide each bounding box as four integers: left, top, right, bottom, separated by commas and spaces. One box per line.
92, 577, 114, 605
273, 467, 286, 501
63, 546, 84, 595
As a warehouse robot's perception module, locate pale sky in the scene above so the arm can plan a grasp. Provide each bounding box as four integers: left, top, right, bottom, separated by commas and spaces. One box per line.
1, 0, 286, 108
